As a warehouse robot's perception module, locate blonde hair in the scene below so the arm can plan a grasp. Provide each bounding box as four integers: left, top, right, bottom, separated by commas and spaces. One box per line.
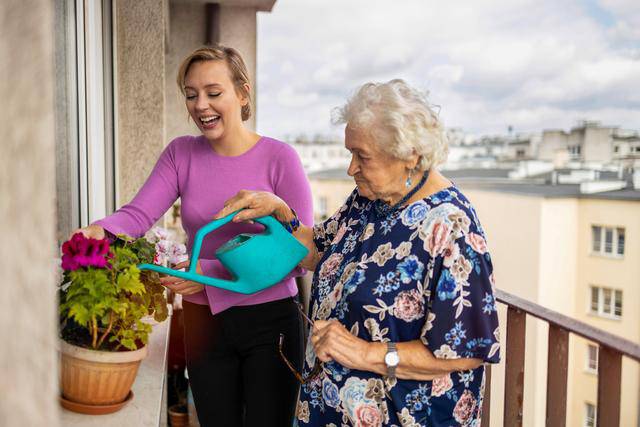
176, 45, 252, 121
333, 79, 449, 170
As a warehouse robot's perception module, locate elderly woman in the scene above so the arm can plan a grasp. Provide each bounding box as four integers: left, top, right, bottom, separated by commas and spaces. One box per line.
216, 79, 500, 426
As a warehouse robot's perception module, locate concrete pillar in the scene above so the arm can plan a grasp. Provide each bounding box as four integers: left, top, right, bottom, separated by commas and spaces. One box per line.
0, 0, 60, 425
165, 2, 207, 142
217, 5, 257, 131
114, 0, 168, 206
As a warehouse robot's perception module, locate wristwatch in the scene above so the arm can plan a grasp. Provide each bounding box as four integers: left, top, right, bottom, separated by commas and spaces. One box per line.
384, 342, 399, 379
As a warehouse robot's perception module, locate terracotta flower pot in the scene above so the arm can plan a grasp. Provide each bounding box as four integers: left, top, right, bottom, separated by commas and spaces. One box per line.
59, 340, 148, 413
168, 404, 189, 427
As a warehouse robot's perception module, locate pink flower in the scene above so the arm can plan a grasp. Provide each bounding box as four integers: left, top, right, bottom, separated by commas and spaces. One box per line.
332, 224, 347, 245
424, 220, 452, 256
442, 241, 460, 268
354, 403, 383, 427
319, 253, 343, 279
61, 233, 112, 271
431, 374, 453, 397
453, 389, 477, 425
465, 232, 487, 254
393, 289, 424, 322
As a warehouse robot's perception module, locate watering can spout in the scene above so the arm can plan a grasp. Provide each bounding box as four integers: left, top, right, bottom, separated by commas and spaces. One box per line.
138, 210, 308, 295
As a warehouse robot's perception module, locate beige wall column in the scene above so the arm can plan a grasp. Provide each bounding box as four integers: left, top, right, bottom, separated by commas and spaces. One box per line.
165, 2, 207, 142
114, 0, 168, 206
217, 5, 257, 131
0, 1, 60, 425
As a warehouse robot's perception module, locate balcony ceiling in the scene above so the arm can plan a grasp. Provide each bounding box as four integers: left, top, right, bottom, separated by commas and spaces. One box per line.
170, 0, 277, 12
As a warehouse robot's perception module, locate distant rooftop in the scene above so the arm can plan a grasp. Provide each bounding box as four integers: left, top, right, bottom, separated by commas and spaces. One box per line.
459, 181, 640, 201
308, 167, 640, 201
308, 168, 350, 180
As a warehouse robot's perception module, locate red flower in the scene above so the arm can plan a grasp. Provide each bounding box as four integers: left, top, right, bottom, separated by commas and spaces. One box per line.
61, 233, 112, 271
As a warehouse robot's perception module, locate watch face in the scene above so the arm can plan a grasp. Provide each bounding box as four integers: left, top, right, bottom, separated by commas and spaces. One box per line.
385, 351, 400, 367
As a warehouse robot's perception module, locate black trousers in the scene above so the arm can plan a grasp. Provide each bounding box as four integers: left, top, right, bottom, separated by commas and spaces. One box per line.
183, 297, 303, 427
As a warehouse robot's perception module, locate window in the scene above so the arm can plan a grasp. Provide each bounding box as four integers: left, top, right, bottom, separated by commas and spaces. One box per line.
54, 0, 115, 243
589, 286, 623, 319
586, 344, 598, 373
516, 149, 526, 158
613, 145, 619, 153
591, 225, 625, 257
616, 228, 625, 255
591, 226, 601, 252
584, 403, 596, 427
568, 144, 582, 159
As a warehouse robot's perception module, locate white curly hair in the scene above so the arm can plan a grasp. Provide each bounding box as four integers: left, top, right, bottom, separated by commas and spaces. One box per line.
332, 79, 449, 171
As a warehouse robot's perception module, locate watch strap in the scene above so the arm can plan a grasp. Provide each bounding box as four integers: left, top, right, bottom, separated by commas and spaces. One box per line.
386, 342, 398, 379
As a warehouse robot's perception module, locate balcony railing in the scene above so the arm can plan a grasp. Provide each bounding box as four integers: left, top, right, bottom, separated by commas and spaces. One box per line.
483, 289, 640, 426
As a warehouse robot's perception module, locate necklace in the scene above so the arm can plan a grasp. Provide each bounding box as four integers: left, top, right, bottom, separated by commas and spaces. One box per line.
373, 170, 430, 218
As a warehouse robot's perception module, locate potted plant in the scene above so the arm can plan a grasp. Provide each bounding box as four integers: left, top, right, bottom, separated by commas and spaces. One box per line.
58, 229, 184, 414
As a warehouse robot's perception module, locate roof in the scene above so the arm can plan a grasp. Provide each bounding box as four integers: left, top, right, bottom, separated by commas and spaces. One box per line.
308, 168, 350, 180
441, 168, 513, 179
460, 182, 640, 201
307, 167, 640, 201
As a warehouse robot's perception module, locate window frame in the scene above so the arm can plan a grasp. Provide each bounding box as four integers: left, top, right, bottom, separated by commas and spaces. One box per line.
584, 402, 596, 427
55, 0, 115, 242
585, 344, 598, 374
588, 285, 623, 320
590, 225, 625, 258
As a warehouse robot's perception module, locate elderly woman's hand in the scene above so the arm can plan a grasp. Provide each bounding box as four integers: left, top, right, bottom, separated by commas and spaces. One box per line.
160, 260, 204, 296
311, 320, 377, 370
213, 190, 291, 223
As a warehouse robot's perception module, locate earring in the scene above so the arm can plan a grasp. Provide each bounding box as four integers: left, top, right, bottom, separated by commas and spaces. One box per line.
405, 169, 414, 188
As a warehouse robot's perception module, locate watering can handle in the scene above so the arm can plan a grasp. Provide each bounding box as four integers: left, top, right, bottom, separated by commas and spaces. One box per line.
188, 210, 280, 274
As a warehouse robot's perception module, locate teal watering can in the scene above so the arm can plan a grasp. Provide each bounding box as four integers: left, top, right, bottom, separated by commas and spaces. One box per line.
138, 211, 308, 294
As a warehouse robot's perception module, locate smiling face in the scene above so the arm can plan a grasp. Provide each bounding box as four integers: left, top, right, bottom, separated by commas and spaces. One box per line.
183, 60, 249, 142
345, 125, 417, 202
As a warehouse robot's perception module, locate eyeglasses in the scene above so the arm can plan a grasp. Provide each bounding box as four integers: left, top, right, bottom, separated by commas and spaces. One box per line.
278, 302, 322, 384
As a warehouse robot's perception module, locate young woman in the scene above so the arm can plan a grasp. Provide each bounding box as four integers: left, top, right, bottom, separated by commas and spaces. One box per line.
75, 45, 312, 427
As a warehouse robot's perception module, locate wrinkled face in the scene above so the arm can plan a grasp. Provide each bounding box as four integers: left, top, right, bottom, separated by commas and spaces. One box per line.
345, 125, 411, 201
183, 60, 248, 141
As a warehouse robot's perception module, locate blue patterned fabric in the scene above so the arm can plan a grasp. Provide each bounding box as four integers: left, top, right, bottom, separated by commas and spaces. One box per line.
296, 186, 500, 427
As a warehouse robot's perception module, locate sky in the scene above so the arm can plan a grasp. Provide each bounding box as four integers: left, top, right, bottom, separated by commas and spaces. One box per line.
255, 0, 640, 141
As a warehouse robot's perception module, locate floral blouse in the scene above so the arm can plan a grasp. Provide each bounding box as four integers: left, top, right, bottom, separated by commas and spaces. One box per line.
296, 186, 500, 427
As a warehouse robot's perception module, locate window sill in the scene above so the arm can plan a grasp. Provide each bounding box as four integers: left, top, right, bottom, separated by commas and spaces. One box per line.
588, 252, 624, 260
586, 312, 622, 322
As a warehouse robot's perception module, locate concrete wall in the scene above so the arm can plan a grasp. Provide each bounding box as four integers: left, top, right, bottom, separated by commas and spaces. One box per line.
114, 0, 168, 207
0, 0, 60, 425
539, 130, 567, 162
218, 5, 258, 131
583, 126, 614, 164
165, 1, 206, 143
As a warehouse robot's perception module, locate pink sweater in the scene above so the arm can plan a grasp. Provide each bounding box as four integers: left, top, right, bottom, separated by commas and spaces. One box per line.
95, 135, 313, 314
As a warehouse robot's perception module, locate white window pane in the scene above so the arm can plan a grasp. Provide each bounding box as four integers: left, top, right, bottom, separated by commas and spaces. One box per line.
604, 228, 613, 253
617, 228, 625, 255
587, 345, 598, 371
590, 287, 599, 312
614, 290, 622, 317
585, 403, 595, 427
603, 289, 612, 314
592, 226, 601, 252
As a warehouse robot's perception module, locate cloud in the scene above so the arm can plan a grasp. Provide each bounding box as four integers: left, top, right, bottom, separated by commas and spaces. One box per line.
256, 0, 640, 139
